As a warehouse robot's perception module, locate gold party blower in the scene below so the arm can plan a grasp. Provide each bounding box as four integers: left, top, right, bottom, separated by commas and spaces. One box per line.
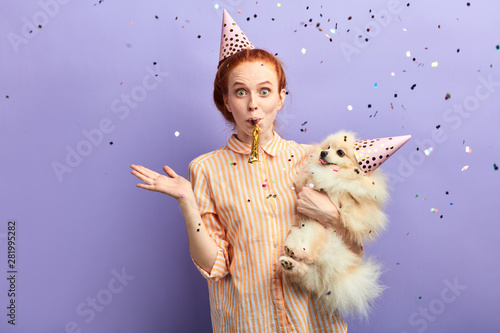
248, 120, 260, 163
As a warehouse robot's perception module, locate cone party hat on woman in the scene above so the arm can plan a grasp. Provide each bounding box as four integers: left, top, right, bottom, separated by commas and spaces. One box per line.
219, 9, 255, 64
353, 135, 411, 174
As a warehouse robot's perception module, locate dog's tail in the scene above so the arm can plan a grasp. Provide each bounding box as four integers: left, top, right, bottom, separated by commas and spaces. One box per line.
321, 257, 386, 320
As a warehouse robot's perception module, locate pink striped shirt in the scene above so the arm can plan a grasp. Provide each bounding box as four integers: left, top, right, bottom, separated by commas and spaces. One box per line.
188, 132, 348, 333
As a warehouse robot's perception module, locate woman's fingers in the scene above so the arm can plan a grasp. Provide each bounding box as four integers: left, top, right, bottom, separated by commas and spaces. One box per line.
131, 164, 159, 179
131, 169, 150, 184
130, 164, 164, 190
163, 165, 178, 178
130, 164, 189, 197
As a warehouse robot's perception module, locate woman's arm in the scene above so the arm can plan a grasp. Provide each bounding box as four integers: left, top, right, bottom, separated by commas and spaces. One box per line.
296, 186, 364, 256
130, 164, 218, 273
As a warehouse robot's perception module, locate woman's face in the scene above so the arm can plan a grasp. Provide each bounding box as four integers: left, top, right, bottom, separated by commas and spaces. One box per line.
223, 61, 285, 145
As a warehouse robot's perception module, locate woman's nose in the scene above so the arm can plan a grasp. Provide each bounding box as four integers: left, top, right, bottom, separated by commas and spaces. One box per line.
248, 94, 258, 111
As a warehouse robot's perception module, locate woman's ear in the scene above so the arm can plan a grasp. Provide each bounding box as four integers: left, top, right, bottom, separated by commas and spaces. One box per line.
223, 94, 231, 113
279, 89, 286, 110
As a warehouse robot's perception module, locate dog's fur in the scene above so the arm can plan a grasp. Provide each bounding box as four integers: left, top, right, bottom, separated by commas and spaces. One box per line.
279, 130, 389, 319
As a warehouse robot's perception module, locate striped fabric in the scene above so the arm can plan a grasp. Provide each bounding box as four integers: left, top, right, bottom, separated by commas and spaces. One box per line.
188, 132, 348, 333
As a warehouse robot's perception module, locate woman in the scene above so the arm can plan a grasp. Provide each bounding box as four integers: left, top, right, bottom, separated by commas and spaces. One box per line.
130, 47, 363, 332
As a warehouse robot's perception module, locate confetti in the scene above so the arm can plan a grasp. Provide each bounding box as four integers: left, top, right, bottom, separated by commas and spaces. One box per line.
391, 72, 396, 77
445, 93, 451, 100
347, 105, 353, 111
174, 131, 180, 137
301, 48, 307, 54
465, 146, 472, 153
431, 62, 438, 67
109, 142, 113, 145
494, 164, 498, 170
214, 4, 219, 9
424, 147, 433, 156
461, 165, 469, 171
406, 51, 411, 57
374, 83, 378, 88
430, 208, 438, 213
411, 84, 417, 90
277, 2, 281, 7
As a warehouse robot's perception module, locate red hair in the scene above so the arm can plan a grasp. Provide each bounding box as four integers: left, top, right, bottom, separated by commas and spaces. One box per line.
213, 48, 287, 126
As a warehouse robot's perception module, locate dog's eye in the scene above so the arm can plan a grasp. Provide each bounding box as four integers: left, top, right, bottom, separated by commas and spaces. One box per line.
336, 149, 345, 157
327, 146, 331, 150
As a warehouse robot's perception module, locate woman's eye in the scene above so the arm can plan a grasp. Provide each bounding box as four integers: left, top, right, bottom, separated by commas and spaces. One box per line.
260, 88, 270, 96
236, 90, 246, 96
336, 149, 345, 157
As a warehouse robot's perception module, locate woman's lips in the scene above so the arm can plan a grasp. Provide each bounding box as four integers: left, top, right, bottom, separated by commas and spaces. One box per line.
248, 118, 261, 125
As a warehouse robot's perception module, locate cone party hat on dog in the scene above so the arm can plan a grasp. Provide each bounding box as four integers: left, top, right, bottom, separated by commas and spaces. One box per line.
219, 9, 255, 65
353, 135, 411, 174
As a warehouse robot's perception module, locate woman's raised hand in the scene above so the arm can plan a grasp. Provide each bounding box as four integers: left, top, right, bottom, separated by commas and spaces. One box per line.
130, 164, 193, 200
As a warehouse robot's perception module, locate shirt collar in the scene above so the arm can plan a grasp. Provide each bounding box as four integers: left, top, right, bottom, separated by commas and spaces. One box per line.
226, 131, 284, 157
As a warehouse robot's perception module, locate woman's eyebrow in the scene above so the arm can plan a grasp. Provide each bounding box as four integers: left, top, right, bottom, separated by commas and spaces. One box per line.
232, 81, 247, 87
232, 80, 273, 87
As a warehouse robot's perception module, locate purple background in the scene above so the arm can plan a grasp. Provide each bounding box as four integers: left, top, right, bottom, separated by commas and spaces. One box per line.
1, 0, 499, 332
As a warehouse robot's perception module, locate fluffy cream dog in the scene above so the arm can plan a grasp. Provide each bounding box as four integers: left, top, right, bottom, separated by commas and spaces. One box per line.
280, 130, 389, 319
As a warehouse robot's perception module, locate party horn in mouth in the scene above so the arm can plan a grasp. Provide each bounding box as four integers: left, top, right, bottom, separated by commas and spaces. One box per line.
248, 120, 260, 163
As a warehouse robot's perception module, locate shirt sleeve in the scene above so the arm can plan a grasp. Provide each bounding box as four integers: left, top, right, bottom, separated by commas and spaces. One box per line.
188, 158, 230, 282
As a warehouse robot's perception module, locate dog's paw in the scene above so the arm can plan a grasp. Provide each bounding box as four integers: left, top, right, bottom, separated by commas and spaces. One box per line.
280, 256, 308, 277
280, 257, 294, 270
284, 246, 296, 259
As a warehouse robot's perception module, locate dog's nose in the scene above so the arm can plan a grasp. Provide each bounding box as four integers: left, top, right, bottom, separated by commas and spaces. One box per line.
320, 150, 328, 158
